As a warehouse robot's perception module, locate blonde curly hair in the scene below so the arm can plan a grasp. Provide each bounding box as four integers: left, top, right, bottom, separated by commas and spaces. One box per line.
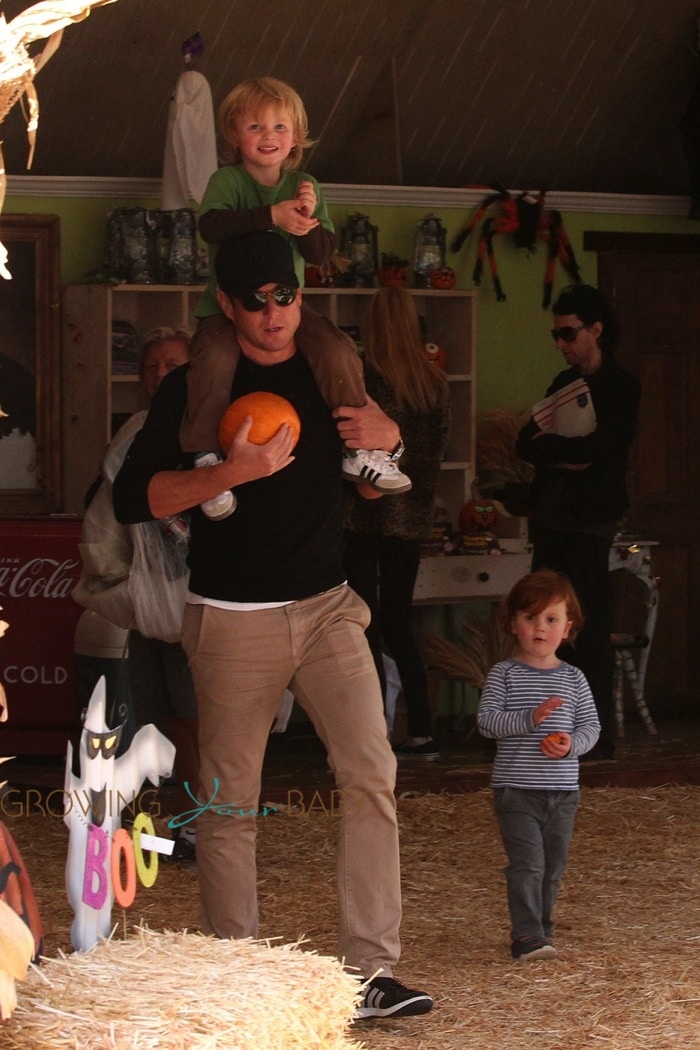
218, 76, 314, 172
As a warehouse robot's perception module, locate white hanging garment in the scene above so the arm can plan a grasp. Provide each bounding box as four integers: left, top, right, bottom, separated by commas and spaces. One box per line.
161, 69, 217, 209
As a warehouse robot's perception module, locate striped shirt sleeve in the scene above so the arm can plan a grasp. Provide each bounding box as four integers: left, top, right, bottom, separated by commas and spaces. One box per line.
477, 659, 601, 789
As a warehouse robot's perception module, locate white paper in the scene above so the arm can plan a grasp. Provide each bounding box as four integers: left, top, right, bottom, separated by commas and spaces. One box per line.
532, 377, 596, 437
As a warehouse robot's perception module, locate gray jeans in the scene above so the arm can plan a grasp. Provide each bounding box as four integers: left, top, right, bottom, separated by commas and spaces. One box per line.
493, 786, 579, 942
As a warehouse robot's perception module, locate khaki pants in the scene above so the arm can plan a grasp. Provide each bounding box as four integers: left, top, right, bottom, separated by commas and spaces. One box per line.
181, 583, 402, 977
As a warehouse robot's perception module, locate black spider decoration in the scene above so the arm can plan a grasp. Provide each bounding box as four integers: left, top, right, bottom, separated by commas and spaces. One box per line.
450, 186, 582, 307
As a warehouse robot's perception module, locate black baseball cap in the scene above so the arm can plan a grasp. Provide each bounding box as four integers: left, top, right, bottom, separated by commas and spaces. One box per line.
215, 231, 299, 300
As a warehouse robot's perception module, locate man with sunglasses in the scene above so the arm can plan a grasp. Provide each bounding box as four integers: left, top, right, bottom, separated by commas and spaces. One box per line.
516, 284, 640, 761
112, 231, 433, 1021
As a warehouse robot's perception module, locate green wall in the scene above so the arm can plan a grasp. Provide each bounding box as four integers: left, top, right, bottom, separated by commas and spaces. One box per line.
6, 189, 696, 419
325, 202, 697, 417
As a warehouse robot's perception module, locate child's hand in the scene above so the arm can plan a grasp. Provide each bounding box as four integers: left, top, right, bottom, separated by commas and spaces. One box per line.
540, 731, 571, 759
271, 199, 319, 236
295, 180, 318, 216
532, 695, 563, 725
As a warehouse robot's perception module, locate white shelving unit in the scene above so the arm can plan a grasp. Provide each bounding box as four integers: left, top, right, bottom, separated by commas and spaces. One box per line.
62, 284, 476, 525
62, 283, 203, 513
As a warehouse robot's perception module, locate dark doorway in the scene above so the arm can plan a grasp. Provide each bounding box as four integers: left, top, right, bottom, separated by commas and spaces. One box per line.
586, 232, 700, 717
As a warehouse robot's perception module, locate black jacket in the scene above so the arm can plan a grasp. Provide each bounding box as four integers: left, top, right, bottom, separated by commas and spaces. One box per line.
516, 357, 640, 529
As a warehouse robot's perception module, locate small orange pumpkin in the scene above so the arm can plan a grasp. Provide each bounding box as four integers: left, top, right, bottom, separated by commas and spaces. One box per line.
378, 266, 408, 288
423, 342, 447, 370
430, 267, 456, 290
218, 392, 301, 452
458, 499, 498, 533
542, 732, 567, 746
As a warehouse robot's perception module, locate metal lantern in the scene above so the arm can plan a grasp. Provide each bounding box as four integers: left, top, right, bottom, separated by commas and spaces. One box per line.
413, 214, 446, 288
340, 212, 378, 287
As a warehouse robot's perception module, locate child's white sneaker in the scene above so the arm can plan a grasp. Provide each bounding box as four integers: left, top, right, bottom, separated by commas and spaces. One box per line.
195, 452, 237, 521
342, 449, 412, 494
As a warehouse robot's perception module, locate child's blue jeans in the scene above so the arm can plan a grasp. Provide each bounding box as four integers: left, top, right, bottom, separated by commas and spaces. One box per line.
493, 786, 580, 942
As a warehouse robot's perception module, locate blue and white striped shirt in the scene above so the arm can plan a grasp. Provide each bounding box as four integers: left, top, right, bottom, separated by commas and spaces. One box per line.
477, 659, 601, 790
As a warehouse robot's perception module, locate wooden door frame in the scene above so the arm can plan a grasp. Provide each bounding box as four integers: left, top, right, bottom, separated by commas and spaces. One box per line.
584, 233, 700, 714
584, 231, 700, 254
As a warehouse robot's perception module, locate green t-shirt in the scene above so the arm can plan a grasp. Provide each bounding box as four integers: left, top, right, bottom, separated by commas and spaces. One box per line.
195, 164, 333, 318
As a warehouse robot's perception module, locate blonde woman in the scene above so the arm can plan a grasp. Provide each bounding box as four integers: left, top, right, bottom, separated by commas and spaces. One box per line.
344, 286, 450, 759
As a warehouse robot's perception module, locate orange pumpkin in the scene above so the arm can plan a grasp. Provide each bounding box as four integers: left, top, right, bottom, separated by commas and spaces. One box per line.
458, 499, 497, 533
543, 732, 567, 746
423, 342, 447, 370
218, 392, 301, 452
430, 267, 456, 290
378, 266, 408, 288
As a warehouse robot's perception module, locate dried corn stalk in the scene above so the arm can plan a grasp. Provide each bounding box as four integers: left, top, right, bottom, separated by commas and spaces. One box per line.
476, 407, 534, 485
0, 604, 33, 1019
0, 0, 118, 275
421, 611, 514, 690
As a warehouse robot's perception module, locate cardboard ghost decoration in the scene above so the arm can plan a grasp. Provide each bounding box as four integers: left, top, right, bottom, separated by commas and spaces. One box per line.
64, 677, 175, 952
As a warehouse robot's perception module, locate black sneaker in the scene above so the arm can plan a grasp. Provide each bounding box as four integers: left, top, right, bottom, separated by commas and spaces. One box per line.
511, 936, 557, 962
393, 740, 440, 761
163, 834, 197, 869
356, 976, 433, 1018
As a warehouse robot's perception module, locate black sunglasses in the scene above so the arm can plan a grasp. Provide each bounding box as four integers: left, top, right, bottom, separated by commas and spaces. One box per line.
550, 324, 586, 343
239, 285, 297, 312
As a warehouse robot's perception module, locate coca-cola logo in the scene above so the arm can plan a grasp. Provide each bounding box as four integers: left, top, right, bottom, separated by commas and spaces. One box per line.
0, 557, 80, 599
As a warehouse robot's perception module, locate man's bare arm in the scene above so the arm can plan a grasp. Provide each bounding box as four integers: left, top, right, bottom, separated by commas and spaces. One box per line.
332, 397, 401, 452
147, 418, 296, 519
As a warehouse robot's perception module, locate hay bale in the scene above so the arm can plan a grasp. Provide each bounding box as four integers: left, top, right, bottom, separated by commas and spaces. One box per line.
8, 781, 700, 1049
4, 928, 364, 1049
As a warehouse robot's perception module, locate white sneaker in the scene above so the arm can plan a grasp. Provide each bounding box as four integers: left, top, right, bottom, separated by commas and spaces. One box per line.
342, 449, 412, 493
195, 452, 237, 521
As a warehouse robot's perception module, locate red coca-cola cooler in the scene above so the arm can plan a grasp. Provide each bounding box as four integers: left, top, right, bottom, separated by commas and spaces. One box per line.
0, 517, 84, 755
